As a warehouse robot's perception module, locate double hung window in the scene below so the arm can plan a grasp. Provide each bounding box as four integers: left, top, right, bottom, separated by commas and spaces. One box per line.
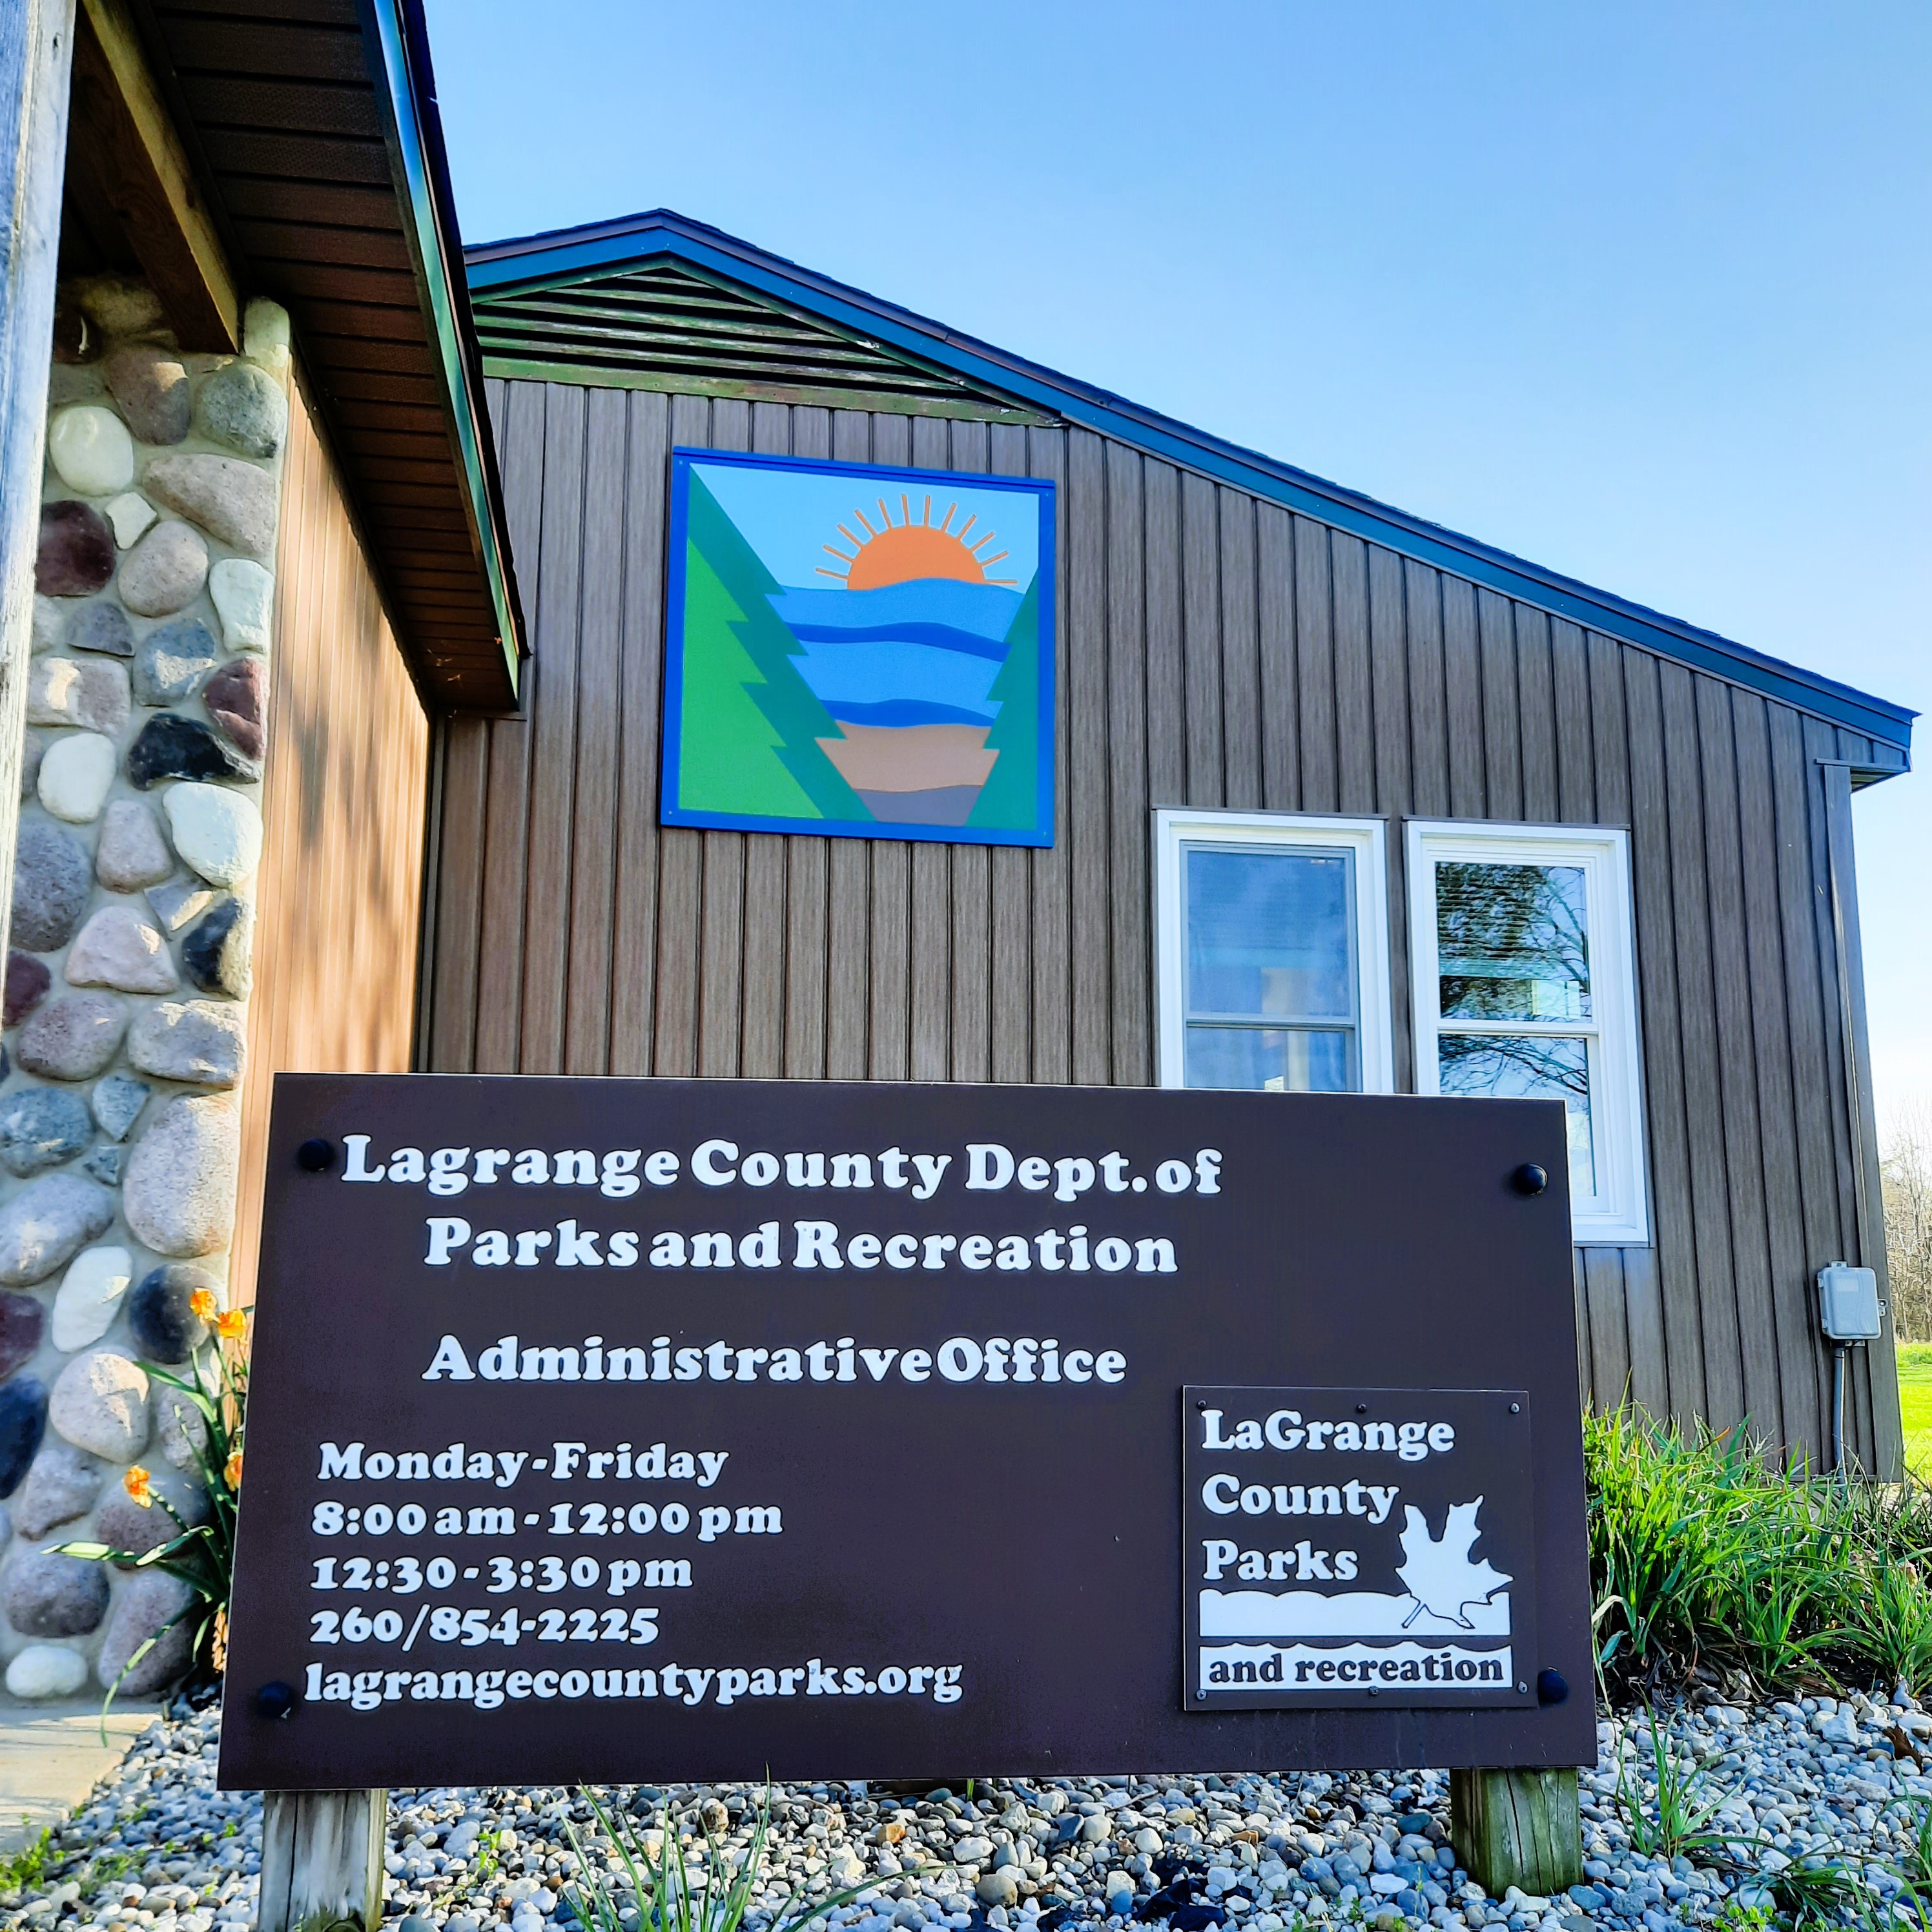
1407, 822, 1647, 1242
1155, 809, 1647, 1242
1155, 812, 1392, 1095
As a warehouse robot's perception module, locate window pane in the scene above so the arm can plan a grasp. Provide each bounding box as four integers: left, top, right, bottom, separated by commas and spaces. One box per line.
1186, 1025, 1354, 1094
1438, 1033, 1596, 1197
1185, 847, 1353, 1022
1437, 861, 1590, 1022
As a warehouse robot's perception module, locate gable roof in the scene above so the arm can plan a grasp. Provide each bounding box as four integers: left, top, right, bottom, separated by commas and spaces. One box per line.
468, 209, 1912, 765
133, 0, 524, 709
473, 258, 1040, 422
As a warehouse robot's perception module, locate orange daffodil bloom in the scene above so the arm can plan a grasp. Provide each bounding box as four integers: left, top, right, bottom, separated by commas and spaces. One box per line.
225, 1450, 243, 1492
123, 1466, 154, 1508
190, 1284, 248, 1341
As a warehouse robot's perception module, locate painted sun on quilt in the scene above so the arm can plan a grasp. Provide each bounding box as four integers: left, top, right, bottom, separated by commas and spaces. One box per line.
663, 449, 1056, 847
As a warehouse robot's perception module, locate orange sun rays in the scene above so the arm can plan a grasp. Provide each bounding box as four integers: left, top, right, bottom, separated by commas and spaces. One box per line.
816, 491, 1020, 590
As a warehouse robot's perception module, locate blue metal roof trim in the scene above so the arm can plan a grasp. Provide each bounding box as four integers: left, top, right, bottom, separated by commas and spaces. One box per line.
468, 211, 1913, 758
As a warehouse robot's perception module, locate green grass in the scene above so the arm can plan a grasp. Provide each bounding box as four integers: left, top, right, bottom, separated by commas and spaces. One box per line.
0, 1829, 56, 1892
1898, 1342, 1932, 1480
1587, 1404, 1932, 1700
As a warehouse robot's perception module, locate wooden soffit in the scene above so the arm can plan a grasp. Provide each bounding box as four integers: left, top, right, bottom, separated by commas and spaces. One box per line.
121, 0, 525, 712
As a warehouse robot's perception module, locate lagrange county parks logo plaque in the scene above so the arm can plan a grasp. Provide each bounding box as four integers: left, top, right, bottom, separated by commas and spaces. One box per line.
662, 450, 1055, 847
1182, 1387, 1536, 1709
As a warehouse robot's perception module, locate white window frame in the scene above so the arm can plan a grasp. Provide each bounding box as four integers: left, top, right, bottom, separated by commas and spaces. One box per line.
1406, 819, 1649, 1245
1155, 809, 1393, 1096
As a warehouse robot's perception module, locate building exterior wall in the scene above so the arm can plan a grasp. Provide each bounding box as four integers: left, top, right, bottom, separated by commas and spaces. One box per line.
227, 372, 431, 1311
0, 278, 290, 1701
421, 377, 1900, 1475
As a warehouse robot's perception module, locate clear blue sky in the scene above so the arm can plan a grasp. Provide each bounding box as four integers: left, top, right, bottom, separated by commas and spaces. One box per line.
425, 0, 1929, 1135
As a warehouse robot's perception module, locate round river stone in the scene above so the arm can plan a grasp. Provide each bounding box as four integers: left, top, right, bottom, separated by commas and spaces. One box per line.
132, 617, 220, 705
0, 1087, 92, 1177
0, 1377, 49, 1497
105, 345, 191, 444
127, 1262, 215, 1364
0, 1295, 46, 1382
194, 361, 286, 459
17, 994, 129, 1082
49, 1350, 149, 1462
119, 520, 209, 619
5, 952, 51, 1027
3, 1549, 110, 1638
127, 713, 256, 789
36, 501, 115, 597
11, 821, 92, 951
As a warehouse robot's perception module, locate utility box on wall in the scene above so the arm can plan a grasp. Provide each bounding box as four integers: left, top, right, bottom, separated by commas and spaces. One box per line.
1818, 1264, 1883, 1343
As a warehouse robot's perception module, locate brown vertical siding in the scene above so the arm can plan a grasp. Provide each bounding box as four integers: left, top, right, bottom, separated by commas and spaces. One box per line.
420, 378, 1895, 1472
231, 371, 430, 1304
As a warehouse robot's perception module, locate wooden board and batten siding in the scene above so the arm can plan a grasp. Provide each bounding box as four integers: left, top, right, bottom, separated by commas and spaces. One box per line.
230, 373, 433, 1304
420, 375, 1902, 1475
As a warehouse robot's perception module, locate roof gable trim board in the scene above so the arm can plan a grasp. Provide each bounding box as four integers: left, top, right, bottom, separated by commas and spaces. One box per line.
360, 0, 522, 697
468, 214, 1912, 755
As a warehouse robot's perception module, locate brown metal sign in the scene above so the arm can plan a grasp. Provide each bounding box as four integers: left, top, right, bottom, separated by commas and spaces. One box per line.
220, 1075, 1590, 1791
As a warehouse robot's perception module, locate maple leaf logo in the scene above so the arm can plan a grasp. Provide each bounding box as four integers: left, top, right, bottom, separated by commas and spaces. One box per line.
1395, 1497, 1512, 1630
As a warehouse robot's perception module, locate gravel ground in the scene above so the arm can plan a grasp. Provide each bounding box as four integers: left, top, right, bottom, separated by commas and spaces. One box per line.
8, 1690, 1932, 1932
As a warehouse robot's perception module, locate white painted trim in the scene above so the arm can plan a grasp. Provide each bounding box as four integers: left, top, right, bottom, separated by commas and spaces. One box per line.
1405, 819, 1650, 1245
0, 0, 77, 963
1153, 808, 1393, 1096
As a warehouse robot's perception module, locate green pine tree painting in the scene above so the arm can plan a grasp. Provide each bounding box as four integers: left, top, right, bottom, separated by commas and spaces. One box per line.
676, 545, 823, 817
679, 476, 865, 821
965, 576, 1042, 830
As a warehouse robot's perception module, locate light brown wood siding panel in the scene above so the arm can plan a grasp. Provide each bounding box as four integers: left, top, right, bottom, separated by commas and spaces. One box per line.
232, 371, 431, 1302
422, 377, 1896, 1472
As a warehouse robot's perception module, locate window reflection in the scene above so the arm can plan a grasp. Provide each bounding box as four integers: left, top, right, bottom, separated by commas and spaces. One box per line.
1439, 1033, 1596, 1195
1437, 862, 1590, 1022
1186, 1026, 1353, 1094
1186, 848, 1353, 1020
1182, 845, 1359, 1093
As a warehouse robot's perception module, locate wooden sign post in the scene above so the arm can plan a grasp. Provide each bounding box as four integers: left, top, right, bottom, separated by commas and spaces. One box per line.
1453, 1767, 1584, 1896
258, 1789, 387, 1932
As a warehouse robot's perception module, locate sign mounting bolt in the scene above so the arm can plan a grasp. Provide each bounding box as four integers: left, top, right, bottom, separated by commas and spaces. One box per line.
296, 1138, 336, 1173
254, 1680, 298, 1720
1510, 1162, 1548, 1196
1510, 1403, 1521, 1414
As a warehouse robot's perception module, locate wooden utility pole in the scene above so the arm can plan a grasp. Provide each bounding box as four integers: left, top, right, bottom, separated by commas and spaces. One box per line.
0, 0, 76, 961
258, 1789, 390, 1932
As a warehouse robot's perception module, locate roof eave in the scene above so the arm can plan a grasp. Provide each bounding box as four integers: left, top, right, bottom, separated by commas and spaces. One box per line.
469, 211, 1913, 759
360, 0, 526, 700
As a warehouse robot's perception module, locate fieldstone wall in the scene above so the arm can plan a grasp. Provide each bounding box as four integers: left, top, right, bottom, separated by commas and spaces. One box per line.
0, 274, 288, 1703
